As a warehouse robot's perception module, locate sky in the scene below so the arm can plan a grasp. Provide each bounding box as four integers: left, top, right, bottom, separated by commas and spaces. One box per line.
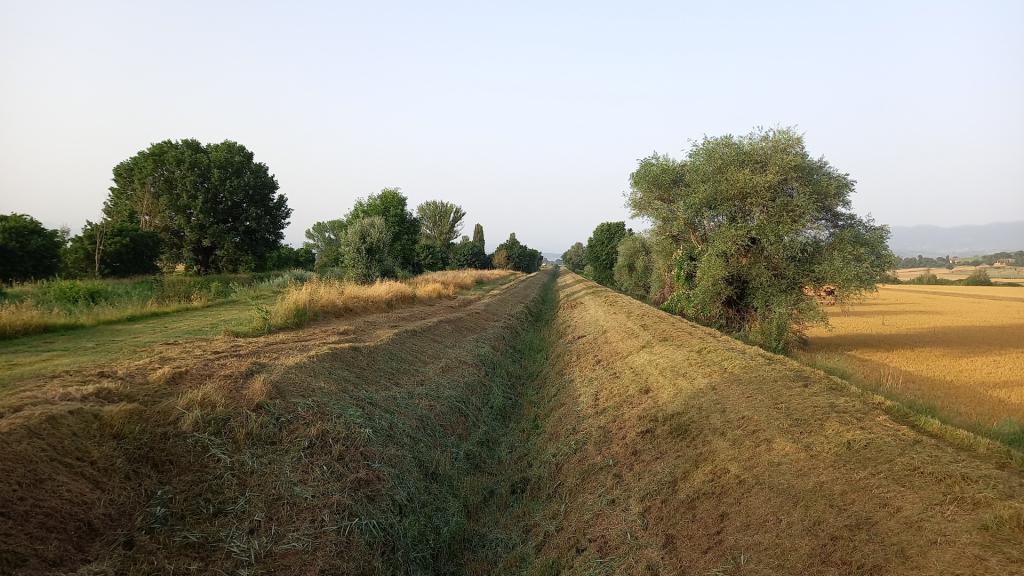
1, 0, 1022, 254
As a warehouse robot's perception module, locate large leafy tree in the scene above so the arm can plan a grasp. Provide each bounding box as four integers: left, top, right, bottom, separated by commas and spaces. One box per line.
0, 213, 62, 283
63, 220, 161, 277
585, 221, 629, 286
628, 127, 894, 352
346, 188, 419, 274
103, 139, 291, 273
561, 242, 586, 272
493, 233, 542, 273
304, 219, 347, 270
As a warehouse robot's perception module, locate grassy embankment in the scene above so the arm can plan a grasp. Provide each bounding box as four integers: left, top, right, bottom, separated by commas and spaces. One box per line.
0, 269, 555, 575
511, 271, 1023, 574
798, 283, 1024, 451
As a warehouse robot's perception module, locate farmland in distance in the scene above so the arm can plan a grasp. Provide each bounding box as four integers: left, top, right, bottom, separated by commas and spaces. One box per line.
799, 284, 1024, 448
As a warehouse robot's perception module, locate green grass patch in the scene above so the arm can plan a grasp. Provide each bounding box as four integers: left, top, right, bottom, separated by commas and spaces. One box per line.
0, 270, 312, 339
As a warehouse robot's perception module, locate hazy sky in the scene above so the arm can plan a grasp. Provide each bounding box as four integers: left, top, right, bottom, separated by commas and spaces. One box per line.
1, 0, 1021, 253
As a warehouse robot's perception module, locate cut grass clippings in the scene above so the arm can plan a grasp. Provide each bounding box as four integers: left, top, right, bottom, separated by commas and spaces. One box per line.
0, 268, 552, 574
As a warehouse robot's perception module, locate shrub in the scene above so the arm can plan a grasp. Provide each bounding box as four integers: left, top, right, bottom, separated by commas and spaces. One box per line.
962, 269, 993, 286
38, 280, 113, 307
908, 271, 940, 285
613, 235, 653, 299
342, 216, 396, 282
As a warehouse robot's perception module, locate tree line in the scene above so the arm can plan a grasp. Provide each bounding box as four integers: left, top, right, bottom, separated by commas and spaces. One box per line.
563, 128, 895, 353
301, 188, 542, 281
1, 139, 542, 284
897, 251, 1024, 269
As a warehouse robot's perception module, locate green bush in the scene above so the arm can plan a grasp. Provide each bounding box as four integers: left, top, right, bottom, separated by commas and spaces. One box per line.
613, 235, 652, 299
961, 269, 993, 286
37, 280, 113, 307
906, 271, 947, 285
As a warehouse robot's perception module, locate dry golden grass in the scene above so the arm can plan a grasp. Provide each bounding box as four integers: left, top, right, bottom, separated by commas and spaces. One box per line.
408, 268, 520, 290
896, 264, 1024, 283
799, 284, 1024, 444
269, 278, 425, 329
260, 269, 519, 332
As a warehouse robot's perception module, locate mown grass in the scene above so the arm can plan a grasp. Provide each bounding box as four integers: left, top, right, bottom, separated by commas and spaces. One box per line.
0, 298, 265, 390
521, 271, 1024, 574
0, 271, 312, 339
37, 270, 557, 574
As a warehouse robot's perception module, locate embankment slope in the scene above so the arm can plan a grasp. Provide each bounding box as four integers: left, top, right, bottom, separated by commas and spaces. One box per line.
526, 271, 1024, 575
0, 271, 551, 575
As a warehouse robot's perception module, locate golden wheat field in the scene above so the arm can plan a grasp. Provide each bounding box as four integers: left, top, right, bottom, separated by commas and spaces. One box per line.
896, 265, 1024, 283
800, 284, 1024, 438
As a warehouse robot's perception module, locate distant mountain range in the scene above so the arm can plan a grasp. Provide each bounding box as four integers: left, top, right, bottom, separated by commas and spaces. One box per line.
888, 221, 1024, 257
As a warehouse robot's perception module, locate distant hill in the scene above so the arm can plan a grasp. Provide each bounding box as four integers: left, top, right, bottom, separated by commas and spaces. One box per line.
888, 221, 1024, 257
542, 252, 562, 262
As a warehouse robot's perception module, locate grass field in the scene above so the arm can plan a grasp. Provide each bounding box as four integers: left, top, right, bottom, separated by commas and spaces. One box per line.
2, 269, 1024, 574
798, 284, 1024, 449
896, 264, 1024, 284
0, 271, 312, 338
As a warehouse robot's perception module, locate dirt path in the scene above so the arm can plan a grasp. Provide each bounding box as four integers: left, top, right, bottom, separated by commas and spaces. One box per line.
526, 271, 1024, 575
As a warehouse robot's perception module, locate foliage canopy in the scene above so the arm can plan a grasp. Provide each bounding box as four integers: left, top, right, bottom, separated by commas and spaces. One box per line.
585, 221, 629, 286
561, 242, 587, 273
0, 213, 62, 283
493, 233, 542, 273
63, 221, 162, 277
104, 139, 291, 273
628, 128, 894, 352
